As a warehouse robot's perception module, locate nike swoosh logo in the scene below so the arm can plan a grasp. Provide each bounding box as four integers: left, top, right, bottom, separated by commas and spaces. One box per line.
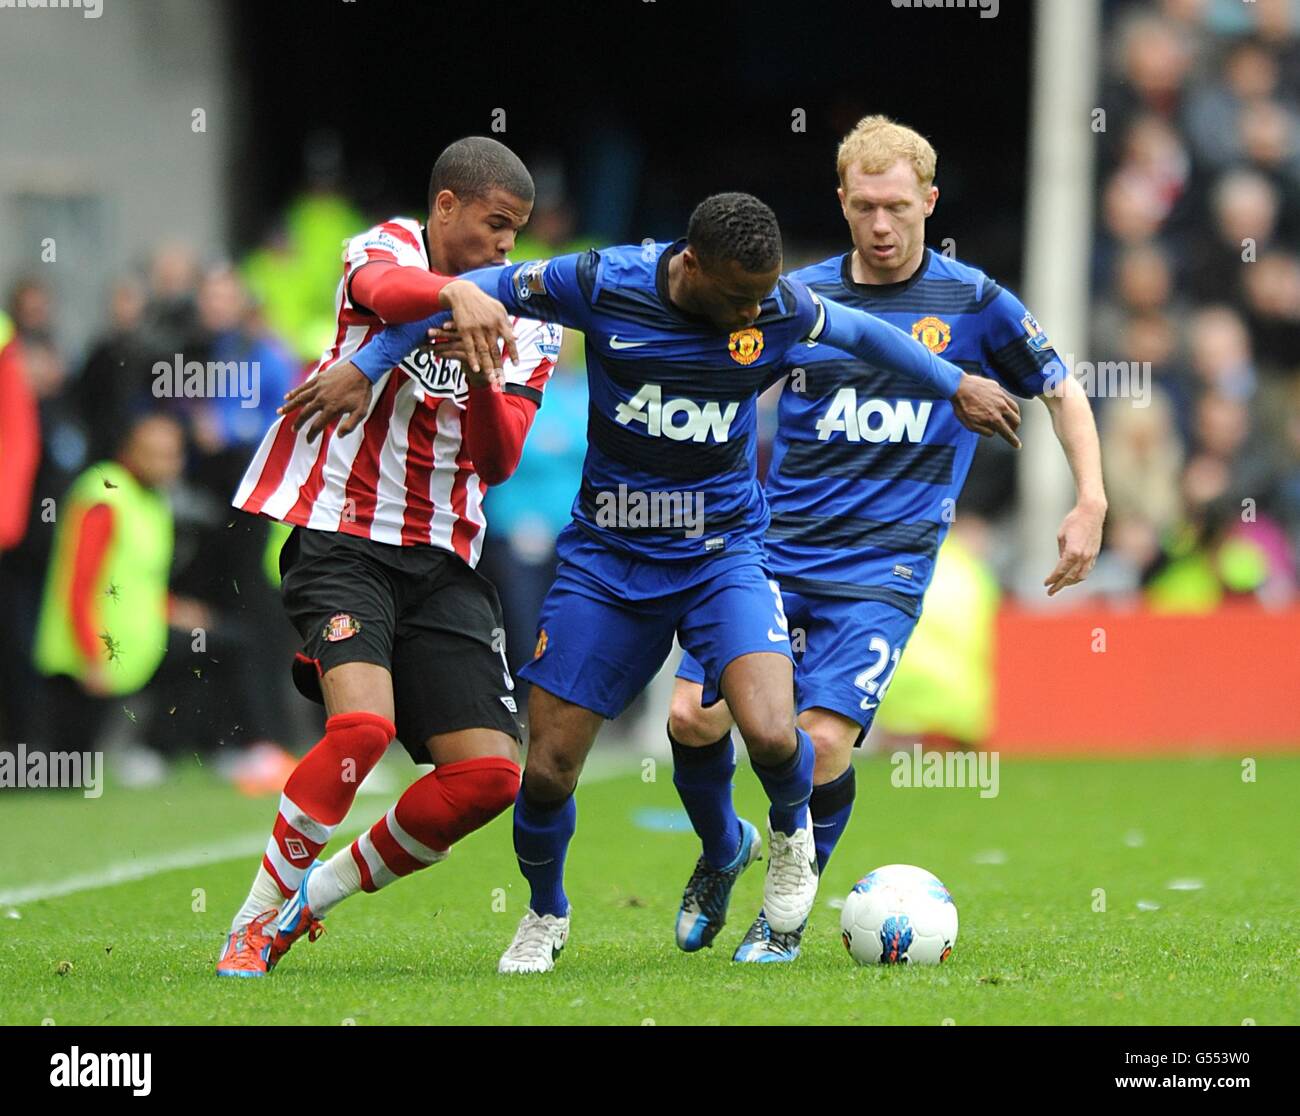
609, 336, 647, 349
768, 629, 788, 642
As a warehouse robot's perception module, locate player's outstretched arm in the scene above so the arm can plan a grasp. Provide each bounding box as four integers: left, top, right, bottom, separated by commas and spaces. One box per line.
816, 296, 1023, 448
1040, 374, 1107, 596
351, 255, 591, 388
279, 361, 372, 444
451, 255, 592, 332
341, 275, 521, 390
349, 261, 460, 325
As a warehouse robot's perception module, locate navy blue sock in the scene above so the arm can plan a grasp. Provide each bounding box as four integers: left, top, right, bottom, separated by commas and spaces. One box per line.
751, 727, 814, 836
512, 777, 576, 918
670, 727, 741, 869
809, 765, 856, 873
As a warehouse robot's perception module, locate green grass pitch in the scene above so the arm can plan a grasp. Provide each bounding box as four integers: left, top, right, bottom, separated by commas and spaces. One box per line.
1, 751, 1297, 1025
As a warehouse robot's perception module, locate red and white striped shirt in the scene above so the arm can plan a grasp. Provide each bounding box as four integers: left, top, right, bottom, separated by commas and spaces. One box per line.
232, 218, 561, 566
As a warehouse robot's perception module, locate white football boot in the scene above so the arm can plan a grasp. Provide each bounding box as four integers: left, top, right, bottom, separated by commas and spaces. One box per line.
498, 909, 570, 973
763, 821, 819, 932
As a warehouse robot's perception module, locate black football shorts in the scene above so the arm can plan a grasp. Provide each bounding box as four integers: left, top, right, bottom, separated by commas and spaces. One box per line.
278, 527, 522, 761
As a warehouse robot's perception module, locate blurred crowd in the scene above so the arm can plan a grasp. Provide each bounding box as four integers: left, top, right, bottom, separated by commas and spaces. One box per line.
1092, 0, 1300, 608
0, 239, 311, 784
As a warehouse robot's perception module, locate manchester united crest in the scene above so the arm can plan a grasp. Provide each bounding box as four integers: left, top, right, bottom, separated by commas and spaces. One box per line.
911, 316, 952, 355
533, 629, 549, 659
728, 327, 764, 365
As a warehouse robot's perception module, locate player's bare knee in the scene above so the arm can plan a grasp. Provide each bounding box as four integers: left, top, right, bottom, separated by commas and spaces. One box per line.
802, 715, 856, 783
738, 720, 799, 767
521, 761, 578, 804
521, 734, 583, 801
810, 737, 853, 784
668, 694, 722, 747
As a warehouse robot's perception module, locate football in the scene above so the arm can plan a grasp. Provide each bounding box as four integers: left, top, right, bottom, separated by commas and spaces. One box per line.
840, 864, 958, 966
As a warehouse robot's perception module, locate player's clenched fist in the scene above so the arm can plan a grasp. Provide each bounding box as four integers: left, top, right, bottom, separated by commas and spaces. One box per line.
439, 279, 520, 378
279, 362, 373, 443
950, 373, 1022, 448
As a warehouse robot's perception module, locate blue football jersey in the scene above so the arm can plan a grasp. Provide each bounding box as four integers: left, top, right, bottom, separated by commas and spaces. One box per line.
352, 241, 969, 594
354, 241, 828, 569
764, 249, 1062, 614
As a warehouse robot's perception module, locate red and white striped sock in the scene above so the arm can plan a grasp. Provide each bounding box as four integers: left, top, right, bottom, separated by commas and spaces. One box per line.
307, 755, 521, 915
230, 711, 394, 932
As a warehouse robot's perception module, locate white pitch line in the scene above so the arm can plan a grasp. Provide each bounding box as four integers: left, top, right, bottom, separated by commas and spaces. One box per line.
0, 832, 270, 908
0, 757, 645, 910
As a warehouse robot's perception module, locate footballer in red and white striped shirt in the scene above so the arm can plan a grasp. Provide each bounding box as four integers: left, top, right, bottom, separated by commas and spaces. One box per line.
232, 215, 559, 565
217, 137, 556, 979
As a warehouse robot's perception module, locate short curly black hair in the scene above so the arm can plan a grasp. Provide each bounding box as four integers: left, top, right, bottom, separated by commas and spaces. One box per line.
428, 137, 534, 210
686, 192, 783, 273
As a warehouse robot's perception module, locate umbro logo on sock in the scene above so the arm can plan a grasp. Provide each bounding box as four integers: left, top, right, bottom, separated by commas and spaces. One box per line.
284, 837, 309, 861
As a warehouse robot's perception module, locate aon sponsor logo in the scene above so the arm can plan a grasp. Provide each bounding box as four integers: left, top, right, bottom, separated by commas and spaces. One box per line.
614, 384, 739, 442
815, 388, 932, 443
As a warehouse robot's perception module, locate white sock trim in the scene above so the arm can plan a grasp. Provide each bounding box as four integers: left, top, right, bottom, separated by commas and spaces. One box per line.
306, 845, 363, 917
230, 866, 285, 934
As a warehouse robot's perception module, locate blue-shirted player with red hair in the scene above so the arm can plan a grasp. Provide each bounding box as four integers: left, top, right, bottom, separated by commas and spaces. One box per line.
668, 118, 1107, 963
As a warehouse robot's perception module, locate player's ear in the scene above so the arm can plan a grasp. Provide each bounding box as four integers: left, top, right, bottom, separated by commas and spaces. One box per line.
924, 185, 938, 218
837, 186, 848, 219
432, 188, 460, 224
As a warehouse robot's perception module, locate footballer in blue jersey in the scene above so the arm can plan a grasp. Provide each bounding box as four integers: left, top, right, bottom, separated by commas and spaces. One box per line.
670, 118, 1107, 963
344, 192, 1023, 972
